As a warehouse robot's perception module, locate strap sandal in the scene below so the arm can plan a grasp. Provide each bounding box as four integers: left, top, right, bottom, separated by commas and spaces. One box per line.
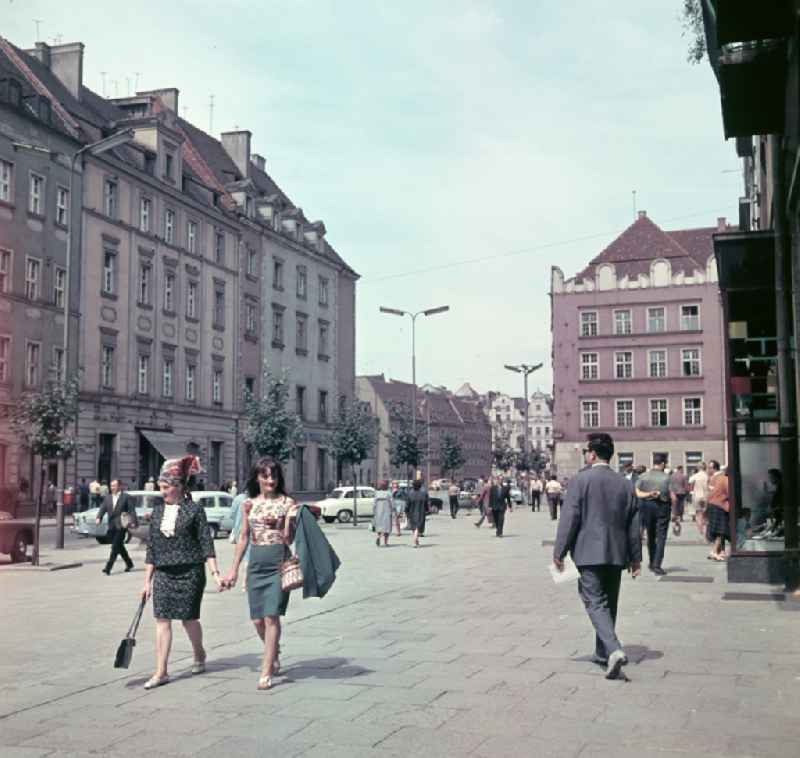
144, 674, 169, 690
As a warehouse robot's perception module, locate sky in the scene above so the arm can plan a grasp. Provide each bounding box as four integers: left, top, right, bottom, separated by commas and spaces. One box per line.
6, 1, 740, 399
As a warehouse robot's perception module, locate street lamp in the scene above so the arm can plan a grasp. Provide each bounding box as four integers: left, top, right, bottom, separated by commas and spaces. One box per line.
504, 362, 543, 499
379, 304, 450, 459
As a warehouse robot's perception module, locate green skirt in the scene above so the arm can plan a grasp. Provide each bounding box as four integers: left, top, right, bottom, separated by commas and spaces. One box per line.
247, 544, 291, 619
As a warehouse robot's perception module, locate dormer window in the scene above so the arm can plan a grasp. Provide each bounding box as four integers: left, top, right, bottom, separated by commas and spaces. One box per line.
245, 196, 254, 218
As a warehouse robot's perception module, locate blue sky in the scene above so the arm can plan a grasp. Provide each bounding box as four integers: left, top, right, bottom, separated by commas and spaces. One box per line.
7, 1, 739, 398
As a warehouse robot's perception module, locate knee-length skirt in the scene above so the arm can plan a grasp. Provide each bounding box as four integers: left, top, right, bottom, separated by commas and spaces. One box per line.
247, 544, 291, 619
153, 563, 206, 620
706, 504, 731, 541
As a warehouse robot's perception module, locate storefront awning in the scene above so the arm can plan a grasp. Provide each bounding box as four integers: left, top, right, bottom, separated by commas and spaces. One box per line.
139, 429, 189, 460
713, 230, 775, 291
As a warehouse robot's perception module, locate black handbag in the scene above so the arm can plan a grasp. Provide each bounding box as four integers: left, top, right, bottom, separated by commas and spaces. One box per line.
114, 597, 146, 669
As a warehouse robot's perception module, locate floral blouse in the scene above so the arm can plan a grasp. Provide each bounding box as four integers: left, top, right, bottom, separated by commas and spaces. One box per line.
248, 495, 299, 546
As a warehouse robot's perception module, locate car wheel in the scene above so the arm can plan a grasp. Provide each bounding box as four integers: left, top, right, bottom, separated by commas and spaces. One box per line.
323, 516, 335, 524
337, 510, 353, 524
209, 524, 219, 539
11, 531, 30, 563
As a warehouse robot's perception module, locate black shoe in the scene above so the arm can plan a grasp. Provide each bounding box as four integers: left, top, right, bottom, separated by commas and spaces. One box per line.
648, 564, 655, 571
653, 567, 666, 576
125, 565, 134, 572
590, 654, 608, 667
102, 568, 110, 575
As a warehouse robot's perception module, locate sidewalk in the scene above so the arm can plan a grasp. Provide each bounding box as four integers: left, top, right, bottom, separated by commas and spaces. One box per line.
1, 508, 798, 758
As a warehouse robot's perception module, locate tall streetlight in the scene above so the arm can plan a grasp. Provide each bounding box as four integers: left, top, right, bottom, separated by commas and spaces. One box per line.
504, 362, 543, 496
379, 305, 450, 441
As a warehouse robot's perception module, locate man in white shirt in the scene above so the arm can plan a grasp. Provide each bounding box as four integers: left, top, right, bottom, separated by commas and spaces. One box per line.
545, 476, 563, 521
689, 463, 709, 538
530, 477, 543, 512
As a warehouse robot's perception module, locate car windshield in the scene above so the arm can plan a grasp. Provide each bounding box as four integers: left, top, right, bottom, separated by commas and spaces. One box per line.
327, 490, 345, 499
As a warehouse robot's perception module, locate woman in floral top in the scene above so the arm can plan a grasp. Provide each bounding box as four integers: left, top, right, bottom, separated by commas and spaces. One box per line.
224, 457, 299, 690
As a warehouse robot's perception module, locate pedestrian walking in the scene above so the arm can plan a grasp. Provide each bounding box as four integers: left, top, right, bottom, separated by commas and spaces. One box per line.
223, 458, 301, 689
373, 488, 393, 546
501, 479, 513, 512
635, 454, 672, 575
486, 476, 506, 537
448, 481, 460, 519
473, 476, 492, 528
99, 481, 110, 498
89, 478, 102, 509
78, 477, 90, 512
706, 461, 730, 561
545, 475, 563, 520
140, 455, 224, 690
669, 466, 688, 535
97, 479, 138, 575
553, 433, 641, 680
45, 481, 57, 515
689, 463, 709, 538
530, 476, 542, 512
404, 479, 428, 548
390, 482, 404, 536
229, 491, 252, 590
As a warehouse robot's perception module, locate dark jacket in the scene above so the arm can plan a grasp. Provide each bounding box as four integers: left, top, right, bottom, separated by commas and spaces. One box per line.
480, 485, 504, 511
145, 498, 215, 567
294, 505, 340, 599
97, 492, 138, 531
553, 464, 641, 568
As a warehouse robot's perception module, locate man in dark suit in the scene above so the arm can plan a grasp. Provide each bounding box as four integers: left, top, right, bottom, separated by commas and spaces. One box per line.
485, 476, 506, 537
96, 479, 138, 575
553, 433, 641, 680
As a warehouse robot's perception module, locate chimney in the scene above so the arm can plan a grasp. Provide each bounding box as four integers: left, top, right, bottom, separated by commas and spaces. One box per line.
717, 216, 727, 231
27, 42, 51, 67
251, 153, 266, 172
221, 130, 252, 178
138, 88, 179, 113
637, 210, 647, 220
49, 42, 84, 100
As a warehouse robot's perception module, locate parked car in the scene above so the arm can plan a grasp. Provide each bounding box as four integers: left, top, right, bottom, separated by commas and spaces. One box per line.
510, 486, 523, 504
0, 511, 34, 563
72, 490, 163, 543
317, 487, 377, 523
192, 491, 235, 538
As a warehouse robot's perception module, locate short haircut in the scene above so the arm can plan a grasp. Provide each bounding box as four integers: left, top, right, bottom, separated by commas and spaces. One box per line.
653, 453, 668, 466
586, 432, 614, 462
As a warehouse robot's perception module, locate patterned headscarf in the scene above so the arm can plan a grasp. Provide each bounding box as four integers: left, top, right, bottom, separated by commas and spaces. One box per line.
158, 454, 202, 486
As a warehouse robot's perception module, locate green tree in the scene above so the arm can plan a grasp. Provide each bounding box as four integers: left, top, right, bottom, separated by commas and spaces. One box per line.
681, 0, 706, 64
492, 440, 514, 472
387, 402, 424, 478
243, 368, 303, 463
439, 432, 466, 481
330, 399, 378, 526
10, 375, 80, 564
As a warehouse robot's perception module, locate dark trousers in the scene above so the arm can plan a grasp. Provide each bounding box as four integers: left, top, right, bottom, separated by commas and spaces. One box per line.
449, 495, 459, 519
577, 565, 623, 661
106, 527, 133, 571
492, 507, 505, 536
672, 494, 686, 521
548, 494, 560, 520
531, 491, 541, 511
641, 501, 670, 568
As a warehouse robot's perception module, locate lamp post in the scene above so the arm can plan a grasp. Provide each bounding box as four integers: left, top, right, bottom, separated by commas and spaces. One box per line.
504, 362, 543, 500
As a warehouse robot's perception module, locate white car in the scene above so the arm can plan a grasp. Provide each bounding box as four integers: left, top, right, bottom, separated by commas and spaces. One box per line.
317, 487, 376, 523
192, 491, 235, 538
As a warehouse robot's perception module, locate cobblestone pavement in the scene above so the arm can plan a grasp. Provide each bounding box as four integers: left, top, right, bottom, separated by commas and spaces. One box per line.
1, 507, 798, 757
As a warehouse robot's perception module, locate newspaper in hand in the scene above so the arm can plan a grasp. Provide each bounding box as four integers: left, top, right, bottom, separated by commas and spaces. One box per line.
549, 556, 580, 584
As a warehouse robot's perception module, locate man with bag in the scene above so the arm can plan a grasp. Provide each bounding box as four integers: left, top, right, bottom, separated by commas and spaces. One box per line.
96, 479, 138, 575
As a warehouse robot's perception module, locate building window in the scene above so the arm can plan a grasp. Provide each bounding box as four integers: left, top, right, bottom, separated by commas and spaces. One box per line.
580, 352, 598, 380
297, 266, 307, 299
165, 152, 175, 180
296, 385, 306, 419
272, 307, 284, 345
25, 257, 41, 300
186, 281, 197, 318
51, 346, 64, 379
647, 307, 666, 333
683, 397, 703, 426
247, 246, 258, 277
214, 289, 225, 328
681, 348, 701, 377
615, 399, 634, 428
215, 231, 225, 264
29, 173, 44, 215
652, 451, 670, 467
0, 335, 9, 382
162, 359, 174, 397
101, 345, 114, 389
246, 302, 258, 334
56, 187, 69, 226
319, 276, 329, 306
295, 445, 305, 491
140, 196, 151, 232
164, 272, 176, 312
614, 310, 632, 335
53, 267, 66, 308
317, 448, 327, 491
685, 450, 703, 475
581, 400, 599, 428
185, 363, 196, 401
650, 398, 668, 427
25, 341, 41, 386
680, 304, 700, 331
137, 354, 150, 394
273, 259, 283, 290
319, 390, 328, 423
187, 221, 197, 253
212, 369, 223, 404
104, 179, 118, 218
318, 321, 329, 357
102, 251, 115, 294
244, 376, 255, 398
164, 209, 175, 244
296, 314, 307, 352
138, 263, 151, 305
0, 160, 12, 202
617, 451, 634, 473
0, 249, 10, 293
580, 311, 597, 337
648, 349, 667, 378
614, 351, 633, 379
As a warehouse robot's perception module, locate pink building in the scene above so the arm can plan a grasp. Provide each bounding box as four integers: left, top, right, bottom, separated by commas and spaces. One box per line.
550, 212, 728, 476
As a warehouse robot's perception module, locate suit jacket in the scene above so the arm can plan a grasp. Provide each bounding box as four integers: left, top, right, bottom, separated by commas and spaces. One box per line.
145, 498, 216, 567
294, 505, 341, 599
479, 485, 504, 510
97, 492, 137, 531
553, 464, 641, 568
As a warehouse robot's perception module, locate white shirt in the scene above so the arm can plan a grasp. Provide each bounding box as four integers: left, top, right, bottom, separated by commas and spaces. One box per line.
112, 493, 120, 508
545, 480, 562, 495
160, 503, 180, 537
689, 470, 709, 499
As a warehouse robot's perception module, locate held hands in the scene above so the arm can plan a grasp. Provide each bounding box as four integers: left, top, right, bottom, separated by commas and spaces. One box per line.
212, 572, 227, 592
221, 570, 238, 590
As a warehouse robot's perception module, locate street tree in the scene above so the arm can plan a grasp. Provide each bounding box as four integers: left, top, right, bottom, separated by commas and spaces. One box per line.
329, 399, 378, 526
243, 368, 303, 463
681, 0, 706, 63
387, 401, 424, 480
439, 432, 465, 482
492, 440, 514, 473
10, 375, 80, 565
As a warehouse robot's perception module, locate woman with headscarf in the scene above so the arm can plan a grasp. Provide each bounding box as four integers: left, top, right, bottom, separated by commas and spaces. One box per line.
139, 455, 225, 689
223, 458, 299, 690
404, 479, 428, 548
